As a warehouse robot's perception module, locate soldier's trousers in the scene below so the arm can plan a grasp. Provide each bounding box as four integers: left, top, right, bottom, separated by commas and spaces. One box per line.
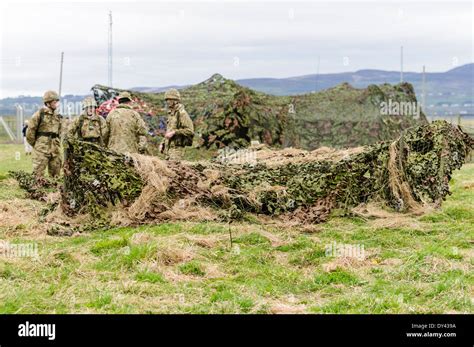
32, 150, 62, 178
165, 147, 185, 161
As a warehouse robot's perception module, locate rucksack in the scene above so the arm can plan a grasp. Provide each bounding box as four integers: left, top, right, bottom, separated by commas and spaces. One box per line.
76, 114, 103, 142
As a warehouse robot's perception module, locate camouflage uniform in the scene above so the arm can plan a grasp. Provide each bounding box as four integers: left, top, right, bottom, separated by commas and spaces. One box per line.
26, 91, 63, 178
67, 97, 109, 146
162, 89, 194, 160
106, 92, 147, 154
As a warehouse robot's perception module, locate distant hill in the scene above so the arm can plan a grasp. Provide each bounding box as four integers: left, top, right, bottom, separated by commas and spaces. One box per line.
131, 85, 187, 93
0, 94, 85, 117
236, 64, 474, 117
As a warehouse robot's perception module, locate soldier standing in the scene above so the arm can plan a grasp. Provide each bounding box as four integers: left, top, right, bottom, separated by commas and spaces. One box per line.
106, 92, 148, 154
67, 97, 108, 146
26, 90, 63, 178
159, 89, 194, 160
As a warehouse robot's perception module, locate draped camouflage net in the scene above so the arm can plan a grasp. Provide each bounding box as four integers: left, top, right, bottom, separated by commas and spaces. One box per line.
92, 75, 427, 151
58, 120, 473, 226
8, 171, 58, 201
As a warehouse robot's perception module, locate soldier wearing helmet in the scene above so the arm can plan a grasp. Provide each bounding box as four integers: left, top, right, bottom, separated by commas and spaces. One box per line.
66, 96, 108, 146
160, 88, 194, 160
106, 91, 148, 154
26, 90, 63, 178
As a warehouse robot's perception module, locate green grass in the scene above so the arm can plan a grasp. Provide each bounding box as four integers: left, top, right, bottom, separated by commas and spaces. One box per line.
179, 261, 206, 276
0, 144, 33, 199
90, 237, 129, 255
0, 143, 472, 313
0, 144, 32, 173
135, 271, 166, 284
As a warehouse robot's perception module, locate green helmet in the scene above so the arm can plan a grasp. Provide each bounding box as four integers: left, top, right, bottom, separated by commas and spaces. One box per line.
82, 96, 97, 109
117, 91, 132, 102
164, 88, 181, 101
43, 90, 59, 103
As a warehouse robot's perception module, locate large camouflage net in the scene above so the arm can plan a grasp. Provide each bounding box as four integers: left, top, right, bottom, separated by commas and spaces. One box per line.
59, 121, 473, 225
92, 75, 427, 151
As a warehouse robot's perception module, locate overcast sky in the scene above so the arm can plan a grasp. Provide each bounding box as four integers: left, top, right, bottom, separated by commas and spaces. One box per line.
0, 0, 472, 97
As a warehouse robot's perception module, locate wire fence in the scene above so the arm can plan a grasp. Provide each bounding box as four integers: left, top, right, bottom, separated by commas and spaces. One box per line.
0, 115, 22, 144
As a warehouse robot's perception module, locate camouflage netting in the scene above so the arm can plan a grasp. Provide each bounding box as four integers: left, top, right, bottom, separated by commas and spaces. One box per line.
294, 82, 428, 149
91, 74, 427, 150
92, 75, 288, 149
8, 171, 58, 201
58, 121, 473, 225
61, 142, 144, 218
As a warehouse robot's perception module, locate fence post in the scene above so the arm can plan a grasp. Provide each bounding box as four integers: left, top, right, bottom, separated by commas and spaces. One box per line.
16, 104, 24, 144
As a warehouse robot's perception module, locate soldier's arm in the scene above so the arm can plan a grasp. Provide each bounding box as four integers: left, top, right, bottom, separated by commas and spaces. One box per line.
135, 113, 148, 152
65, 117, 80, 141
161, 115, 176, 150
26, 111, 40, 146
100, 117, 109, 146
105, 114, 113, 147
58, 114, 64, 139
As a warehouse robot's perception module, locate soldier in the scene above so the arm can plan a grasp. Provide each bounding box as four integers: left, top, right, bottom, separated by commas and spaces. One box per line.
67, 97, 108, 146
159, 89, 194, 160
106, 91, 148, 154
26, 90, 63, 178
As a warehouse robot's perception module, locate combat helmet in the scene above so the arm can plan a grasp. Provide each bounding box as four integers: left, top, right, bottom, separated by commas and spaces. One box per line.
117, 91, 132, 102
82, 96, 98, 109
43, 90, 59, 103
164, 88, 181, 101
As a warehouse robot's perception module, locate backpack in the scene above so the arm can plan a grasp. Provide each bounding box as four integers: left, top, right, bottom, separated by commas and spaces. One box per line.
34, 109, 45, 140
76, 114, 103, 142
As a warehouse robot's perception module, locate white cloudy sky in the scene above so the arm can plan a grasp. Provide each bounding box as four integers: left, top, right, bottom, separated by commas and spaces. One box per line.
0, 0, 472, 97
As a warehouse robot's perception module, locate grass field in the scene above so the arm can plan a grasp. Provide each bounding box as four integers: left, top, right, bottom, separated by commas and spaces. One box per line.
0, 144, 472, 314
